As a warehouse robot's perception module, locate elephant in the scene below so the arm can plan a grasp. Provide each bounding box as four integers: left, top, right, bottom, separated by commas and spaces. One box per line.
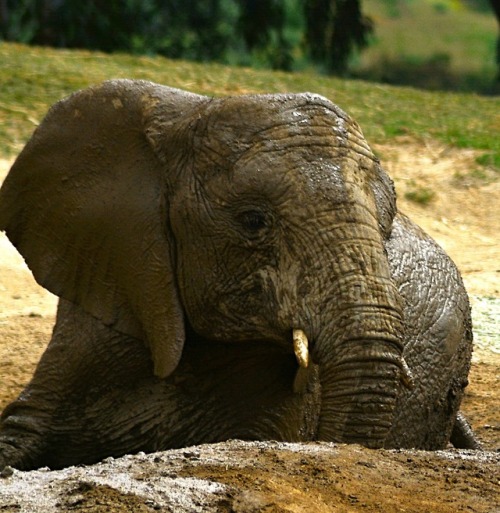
0, 79, 478, 471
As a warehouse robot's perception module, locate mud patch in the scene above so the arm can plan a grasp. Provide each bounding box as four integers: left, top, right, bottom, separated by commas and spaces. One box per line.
0, 442, 499, 513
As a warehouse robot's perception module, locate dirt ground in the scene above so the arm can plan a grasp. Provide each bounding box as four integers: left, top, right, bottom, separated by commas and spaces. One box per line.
0, 140, 499, 512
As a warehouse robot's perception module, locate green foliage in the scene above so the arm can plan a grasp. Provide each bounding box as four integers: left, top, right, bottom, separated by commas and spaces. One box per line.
1, 0, 245, 62
404, 183, 436, 205
303, 0, 373, 74
238, 0, 291, 69
0, 1, 376, 76
475, 152, 500, 168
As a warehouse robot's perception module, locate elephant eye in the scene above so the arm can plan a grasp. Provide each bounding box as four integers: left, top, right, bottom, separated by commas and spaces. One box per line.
237, 209, 270, 238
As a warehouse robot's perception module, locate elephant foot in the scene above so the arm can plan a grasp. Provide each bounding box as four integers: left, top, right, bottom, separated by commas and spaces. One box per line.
0, 440, 34, 471
450, 412, 481, 450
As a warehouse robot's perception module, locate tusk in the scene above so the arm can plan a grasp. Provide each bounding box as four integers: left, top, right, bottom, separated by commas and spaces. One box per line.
293, 329, 309, 369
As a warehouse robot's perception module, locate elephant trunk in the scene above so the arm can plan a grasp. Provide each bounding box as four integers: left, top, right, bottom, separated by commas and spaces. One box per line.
316, 332, 405, 447
312, 236, 409, 448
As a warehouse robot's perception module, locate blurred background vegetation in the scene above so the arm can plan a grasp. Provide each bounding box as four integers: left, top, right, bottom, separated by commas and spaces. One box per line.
0, 0, 498, 94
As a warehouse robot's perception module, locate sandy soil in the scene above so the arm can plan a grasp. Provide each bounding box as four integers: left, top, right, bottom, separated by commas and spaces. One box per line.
0, 140, 498, 512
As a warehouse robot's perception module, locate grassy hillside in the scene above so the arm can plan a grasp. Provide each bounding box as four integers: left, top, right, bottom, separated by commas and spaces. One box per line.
355, 0, 498, 90
0, 43, 498, 172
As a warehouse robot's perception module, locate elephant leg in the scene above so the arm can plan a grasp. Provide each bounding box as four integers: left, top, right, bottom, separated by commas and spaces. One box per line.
385, 214, 474, 449
0, 299, 168, 469
1, 300, 321, 470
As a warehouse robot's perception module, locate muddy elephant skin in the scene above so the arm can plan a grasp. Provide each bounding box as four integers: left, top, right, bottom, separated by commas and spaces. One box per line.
0, 80, 476, 470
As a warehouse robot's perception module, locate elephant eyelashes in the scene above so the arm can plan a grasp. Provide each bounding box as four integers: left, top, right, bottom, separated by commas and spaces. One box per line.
237, 209, 271, 239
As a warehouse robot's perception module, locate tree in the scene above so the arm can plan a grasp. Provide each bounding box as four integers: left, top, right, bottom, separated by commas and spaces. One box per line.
489, 0, 500, 83
0, 0, 8, 39
238, 0, 293, 70
303, 0, 373, 74
0, 0, 373, 75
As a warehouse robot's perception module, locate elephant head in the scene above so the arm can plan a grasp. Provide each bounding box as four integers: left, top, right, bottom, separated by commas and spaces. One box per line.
0, 79, 410, 448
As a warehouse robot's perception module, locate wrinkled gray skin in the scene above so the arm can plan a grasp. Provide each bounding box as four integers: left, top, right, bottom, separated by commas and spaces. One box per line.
0, 80, 477, 470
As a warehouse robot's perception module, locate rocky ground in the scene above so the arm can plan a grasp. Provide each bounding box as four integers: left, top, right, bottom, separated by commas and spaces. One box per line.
0, 140, 498, 512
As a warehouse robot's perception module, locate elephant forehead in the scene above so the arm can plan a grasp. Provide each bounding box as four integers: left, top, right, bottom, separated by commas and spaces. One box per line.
199, 93, 351, 149
234, 147, 349, 202
218, 91, 349, 124
191, 94, 378, 205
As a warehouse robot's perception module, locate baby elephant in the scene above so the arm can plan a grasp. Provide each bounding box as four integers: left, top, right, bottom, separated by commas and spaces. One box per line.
0, 80, 478, 470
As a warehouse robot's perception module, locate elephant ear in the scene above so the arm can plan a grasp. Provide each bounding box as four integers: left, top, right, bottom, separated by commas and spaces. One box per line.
0, 79, 201, 378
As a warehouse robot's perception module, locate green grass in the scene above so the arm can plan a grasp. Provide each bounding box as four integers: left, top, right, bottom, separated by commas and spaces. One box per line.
475, 152, 500, 168
404, 183, 436, 205
0, 42, 498, 166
